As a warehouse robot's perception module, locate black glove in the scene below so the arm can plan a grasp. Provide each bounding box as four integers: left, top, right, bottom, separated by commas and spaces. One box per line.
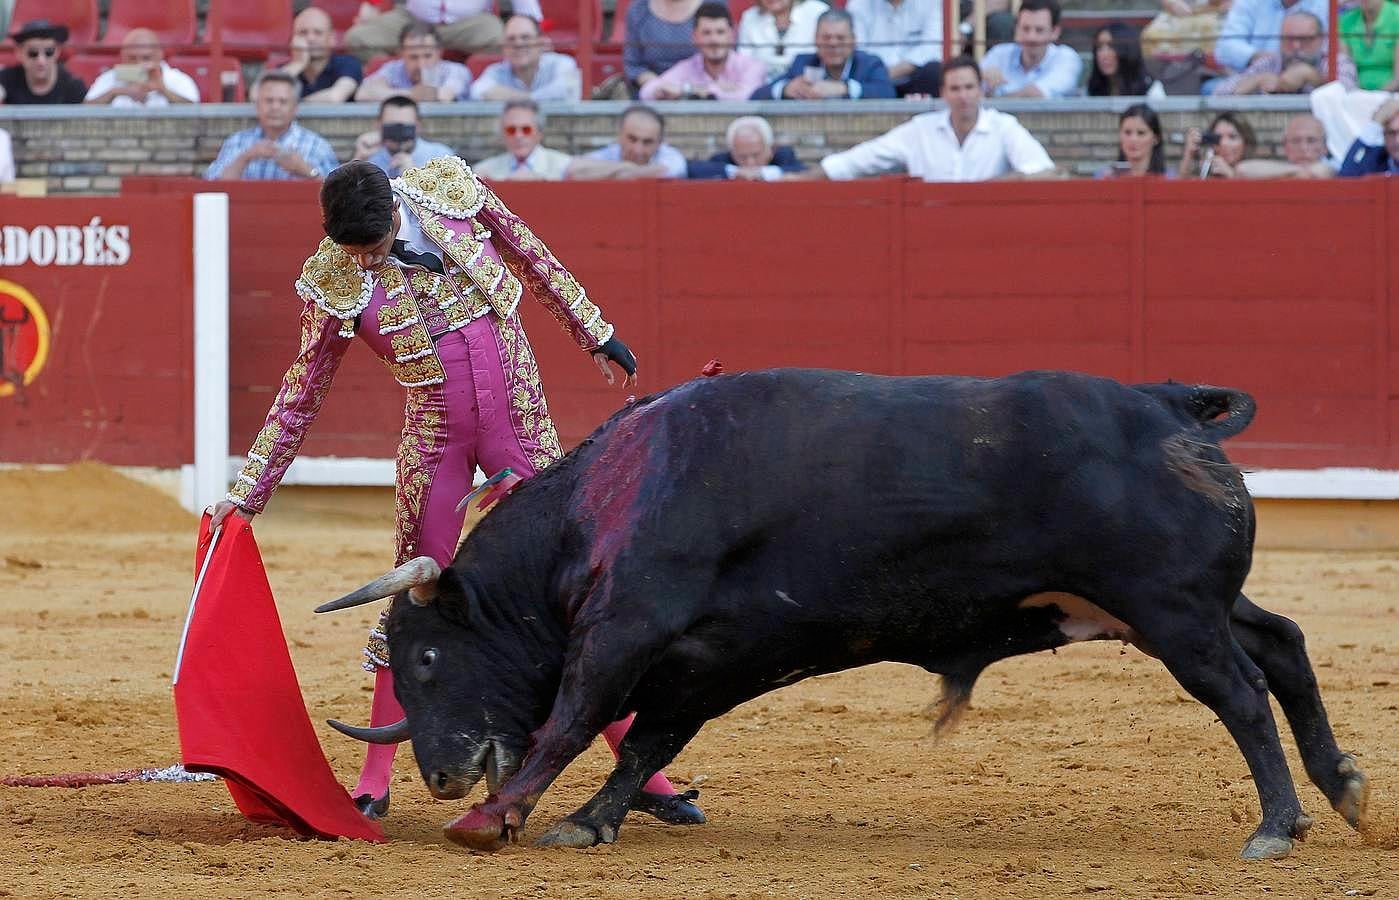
596, 336, 637, 377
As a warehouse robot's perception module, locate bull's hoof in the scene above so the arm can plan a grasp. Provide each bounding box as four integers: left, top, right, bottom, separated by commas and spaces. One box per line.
1334, 754, 1370, 831
534, 819, 617, 849
443, 805, 519, 852
353, 789, 390, 820
630, 789, 706, 826
1240, 834, 1294, 860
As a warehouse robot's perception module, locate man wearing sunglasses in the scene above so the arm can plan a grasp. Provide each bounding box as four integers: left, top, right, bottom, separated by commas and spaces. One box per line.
472, 100, 573, 181
0, 19, 88, 105
352, 96, 454, 178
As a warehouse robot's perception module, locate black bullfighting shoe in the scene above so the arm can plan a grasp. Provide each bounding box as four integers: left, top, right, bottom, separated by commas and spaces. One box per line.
353, 789, 390, 820
630, 789, 705, 825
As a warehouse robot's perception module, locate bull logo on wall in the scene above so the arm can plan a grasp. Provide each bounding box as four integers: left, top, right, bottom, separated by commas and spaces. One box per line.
0, 279, 50, 399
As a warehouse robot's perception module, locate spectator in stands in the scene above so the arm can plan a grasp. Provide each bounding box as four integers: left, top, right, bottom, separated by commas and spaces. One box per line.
346, 0, 537, 61
980, 0, 1082, 98
468, 14, 581, 101
1236, 112, 1335, 177
1340, 0, 1399, 91
282, 7, 363, 103
1339, 97, 1399, 176
687, 115, 807, 179
1100, 103, 1166, 177
1141, 0, 1227, 64
474, 100, 574, 180
846, 0, 943, 96
85, 29, 199, 108
802, 56, 1055, 182
205, 71, 339, 181
640, 3, 767, 100
356, 23, 472, 103
0, 127, 13, 183
1215, 0, 1329, 83
1180, 111, 1257, 178
567, 104, 688, 179
1215, 10, 1357, 94
755, 8, 896, 99
1087, 23, 1155, 96
0, 19, 86, 105
352, 96, 454, 177
626, 0, 704, 96
738, 0, 829, 80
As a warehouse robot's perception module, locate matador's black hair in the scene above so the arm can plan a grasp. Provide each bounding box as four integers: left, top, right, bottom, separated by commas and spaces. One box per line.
320, 160, 395, 247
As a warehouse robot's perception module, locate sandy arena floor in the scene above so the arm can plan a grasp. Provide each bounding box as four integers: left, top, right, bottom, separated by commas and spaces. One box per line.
0, 465, 1395, 899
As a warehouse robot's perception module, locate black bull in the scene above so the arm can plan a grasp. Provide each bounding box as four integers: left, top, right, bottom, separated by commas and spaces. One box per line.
319, 369, 1370, 857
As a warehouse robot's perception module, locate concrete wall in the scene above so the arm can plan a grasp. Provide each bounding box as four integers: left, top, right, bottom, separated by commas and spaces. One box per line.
0, 96, 1316, 194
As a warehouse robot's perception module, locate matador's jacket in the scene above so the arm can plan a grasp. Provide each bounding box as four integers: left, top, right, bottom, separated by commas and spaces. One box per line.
227, 156, 616, 584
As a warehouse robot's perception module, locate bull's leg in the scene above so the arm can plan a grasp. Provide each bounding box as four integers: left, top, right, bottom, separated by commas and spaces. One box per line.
1150, 617, 1310, 859
535, 717, 705, 849
1230, 593, 1369, 831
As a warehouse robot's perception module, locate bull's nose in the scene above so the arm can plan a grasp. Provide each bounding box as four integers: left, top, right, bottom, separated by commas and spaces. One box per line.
428, 770, 470, 801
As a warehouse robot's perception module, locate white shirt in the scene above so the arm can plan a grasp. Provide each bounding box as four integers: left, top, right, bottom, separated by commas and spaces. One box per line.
405, 0, 543, 24
473, 146, 574, 181
846, 0, 942, 70
0, 128, 13, 183
820, 107, 1054, 182
84, 61, 200, 107
737, 0, 829, 79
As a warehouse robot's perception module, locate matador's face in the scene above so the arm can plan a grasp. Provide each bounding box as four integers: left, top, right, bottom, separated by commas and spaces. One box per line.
339, 206, 401, 271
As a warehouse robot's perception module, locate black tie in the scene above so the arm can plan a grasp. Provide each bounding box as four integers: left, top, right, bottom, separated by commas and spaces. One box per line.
391, 240, 445, 275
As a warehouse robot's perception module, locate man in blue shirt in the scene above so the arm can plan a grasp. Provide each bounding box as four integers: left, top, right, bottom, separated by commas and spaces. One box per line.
753, 8, 897, 100
980, 0, 1082, 98
281, 7, 363, 103
468, 14, 581, 101
1339, 97, 1399, 176
352, 96, 455, 178
1215, 0, 1330, 75
205, 71, 340, 180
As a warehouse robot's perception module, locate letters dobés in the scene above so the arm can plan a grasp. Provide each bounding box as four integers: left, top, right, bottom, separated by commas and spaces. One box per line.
0, 217, 130, 267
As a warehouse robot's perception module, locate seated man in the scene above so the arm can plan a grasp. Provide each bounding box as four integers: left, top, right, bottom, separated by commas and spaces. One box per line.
355, 23, 472, 103
0, 127, 13, 183
352, 96, 455, 177
85, 28, 199, 107
687, 115, 807, 180
801, 56, 1056, 182
1216, 11, 1355, 95
846, 0, 944, 96
980, 0, 1082, 98
281, 7, 363, 103
754, 8, 896, 99
468, 15, 581, 102
474, 100, 574, 181
205, 71, 340, 180
1339, 97, 1399, 176
0, 19, 87, 105
346, 0, 540, 61
567, 105, 688, 179
1215, 0, 1329, 82
1237, 113, 1334, 178
639, 3, 767, 101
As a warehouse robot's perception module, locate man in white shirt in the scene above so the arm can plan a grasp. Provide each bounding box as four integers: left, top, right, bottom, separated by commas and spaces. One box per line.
805, 57, 1057, 182
845, 0, 944, 96
980, 0, 1082, 98
468, 14, 581, 102
84, 29, 199, 107
473, 100, 574, 181
0, 127, 14, 183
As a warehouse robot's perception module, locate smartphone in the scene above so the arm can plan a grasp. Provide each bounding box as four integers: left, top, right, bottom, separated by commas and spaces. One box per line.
114, 63, 146, 83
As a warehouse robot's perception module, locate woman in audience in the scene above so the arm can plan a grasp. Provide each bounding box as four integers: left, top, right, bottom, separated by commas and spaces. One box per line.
1101, 103, 1167, 176
1180, 111, 1256, 178
625, 0, 705, 96
1339, 0, 1399, 91
738, 0, 830, 80
1087, 22, 1154, 96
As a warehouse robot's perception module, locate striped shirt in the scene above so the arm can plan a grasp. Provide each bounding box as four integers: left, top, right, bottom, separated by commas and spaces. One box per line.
204, 122, 340, 180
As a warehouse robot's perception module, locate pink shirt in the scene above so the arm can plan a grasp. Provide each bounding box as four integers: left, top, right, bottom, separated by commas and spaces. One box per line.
639, 51, 767, 101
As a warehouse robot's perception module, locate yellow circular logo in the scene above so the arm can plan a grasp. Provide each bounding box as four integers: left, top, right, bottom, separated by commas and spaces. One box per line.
0, 279, 51, 398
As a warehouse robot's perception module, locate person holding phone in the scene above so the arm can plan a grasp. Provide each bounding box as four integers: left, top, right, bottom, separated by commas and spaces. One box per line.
0, 19, 87, 105
352, 96, 454, 177
85, 29, 199, 107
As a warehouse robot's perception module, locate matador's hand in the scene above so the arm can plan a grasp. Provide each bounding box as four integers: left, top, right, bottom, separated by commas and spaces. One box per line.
208, 500, 256, 530
592, 337, 638, 388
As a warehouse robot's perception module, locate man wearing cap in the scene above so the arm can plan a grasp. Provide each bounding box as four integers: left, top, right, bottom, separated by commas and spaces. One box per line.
0, 19, 88, 105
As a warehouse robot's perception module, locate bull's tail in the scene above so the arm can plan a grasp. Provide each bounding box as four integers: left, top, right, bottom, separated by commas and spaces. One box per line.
925, 670, 979, 738
1136, 382, 1256, 442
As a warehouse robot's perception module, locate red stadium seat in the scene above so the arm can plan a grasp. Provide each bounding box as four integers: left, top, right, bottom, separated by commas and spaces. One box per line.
467, 52, 503, 78
538, 0, 604, 52
216, 0, 293, 60
10, 0, 98, 48
61, 52, 112, 88
729, 0, 757, 23
103, 0, 197, 47
609, 0, 632, 44
170, 52, 246, 102
315, 0, 366, 38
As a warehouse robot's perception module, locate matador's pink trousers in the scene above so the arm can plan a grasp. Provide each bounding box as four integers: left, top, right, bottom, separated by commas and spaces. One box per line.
354, 318, 676, 802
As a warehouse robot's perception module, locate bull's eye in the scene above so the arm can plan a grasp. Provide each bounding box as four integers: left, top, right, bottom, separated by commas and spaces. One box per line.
415, 647, 438, 682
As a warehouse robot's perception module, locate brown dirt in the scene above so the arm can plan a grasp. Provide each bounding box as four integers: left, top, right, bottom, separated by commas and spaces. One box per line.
1, 466, 1395, 899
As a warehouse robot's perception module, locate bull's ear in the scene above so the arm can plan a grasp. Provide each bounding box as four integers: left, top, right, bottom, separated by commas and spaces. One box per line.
434, 566, 476, 623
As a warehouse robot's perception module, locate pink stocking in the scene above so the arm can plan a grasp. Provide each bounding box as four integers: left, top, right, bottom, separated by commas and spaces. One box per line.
352, 665, 403, 799
600, 713, 676, 796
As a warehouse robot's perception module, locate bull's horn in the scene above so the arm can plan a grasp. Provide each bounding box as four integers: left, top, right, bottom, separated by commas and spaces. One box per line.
316, 556, 442, 613
327, 717, 412, 744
